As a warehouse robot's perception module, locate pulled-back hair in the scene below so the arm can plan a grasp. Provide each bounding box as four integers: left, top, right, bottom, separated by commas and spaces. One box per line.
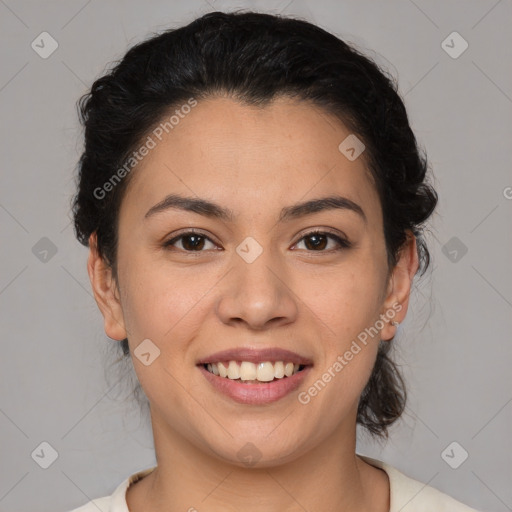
72, 10, 437, 439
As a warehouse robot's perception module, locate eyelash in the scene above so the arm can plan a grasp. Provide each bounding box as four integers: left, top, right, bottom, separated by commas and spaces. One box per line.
163, 229, 351, 253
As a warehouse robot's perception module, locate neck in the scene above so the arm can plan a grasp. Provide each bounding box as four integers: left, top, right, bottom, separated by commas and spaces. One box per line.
126, 408, 389, 512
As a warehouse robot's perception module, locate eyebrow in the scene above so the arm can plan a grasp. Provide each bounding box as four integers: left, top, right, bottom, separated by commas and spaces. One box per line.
144, 193, 367, 224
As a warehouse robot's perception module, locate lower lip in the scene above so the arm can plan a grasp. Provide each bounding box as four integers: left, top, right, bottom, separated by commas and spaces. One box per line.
198, 365, 312, 405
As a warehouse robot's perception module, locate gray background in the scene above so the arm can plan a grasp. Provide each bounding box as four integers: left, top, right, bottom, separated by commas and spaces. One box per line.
0, 0, 511, 511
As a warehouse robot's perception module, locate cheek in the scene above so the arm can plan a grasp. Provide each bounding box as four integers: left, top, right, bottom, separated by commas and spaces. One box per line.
292, 258, 383, 401
118, 250, 211, 340
295, 333, 378, 448
117, 261, 208, 409
296, 261, 384, 341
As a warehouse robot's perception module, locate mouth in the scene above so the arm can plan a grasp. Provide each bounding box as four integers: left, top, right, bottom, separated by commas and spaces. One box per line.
196, 348, 313, 404
201, 361, 308, 383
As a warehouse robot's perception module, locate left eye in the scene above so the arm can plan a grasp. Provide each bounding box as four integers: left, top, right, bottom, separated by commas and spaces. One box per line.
163, 230, 350, 252
294, 230, 351, 252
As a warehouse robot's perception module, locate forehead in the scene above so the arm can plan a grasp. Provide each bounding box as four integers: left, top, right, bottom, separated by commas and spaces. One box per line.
120, 95, 380, 225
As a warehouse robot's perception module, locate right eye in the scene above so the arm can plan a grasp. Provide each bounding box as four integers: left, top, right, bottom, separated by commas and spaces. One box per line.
163, 230, 218, 252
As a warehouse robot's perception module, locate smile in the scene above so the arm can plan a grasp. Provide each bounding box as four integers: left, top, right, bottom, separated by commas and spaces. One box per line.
204, 360, 306, 383
198, 363, 312, 404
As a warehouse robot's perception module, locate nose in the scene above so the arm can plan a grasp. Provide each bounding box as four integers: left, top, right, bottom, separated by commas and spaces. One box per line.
215, 246, 298, 331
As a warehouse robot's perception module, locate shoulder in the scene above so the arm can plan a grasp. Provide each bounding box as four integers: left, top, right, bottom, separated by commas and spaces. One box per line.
358, 454, 481, 512
65, 466, 156, 512
66, 496, 111, 512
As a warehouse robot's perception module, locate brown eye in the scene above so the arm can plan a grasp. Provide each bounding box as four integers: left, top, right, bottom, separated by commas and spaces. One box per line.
163, 229, 351, 254
295, 230, 351, 252
163, 231, 217, 252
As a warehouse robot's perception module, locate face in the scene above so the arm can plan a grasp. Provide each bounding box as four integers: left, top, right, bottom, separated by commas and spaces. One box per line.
89, 95, 416, 467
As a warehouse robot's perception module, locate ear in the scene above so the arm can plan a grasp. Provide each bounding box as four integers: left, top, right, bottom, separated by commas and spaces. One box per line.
380, 231, 419, 341
87, 232, 128, 341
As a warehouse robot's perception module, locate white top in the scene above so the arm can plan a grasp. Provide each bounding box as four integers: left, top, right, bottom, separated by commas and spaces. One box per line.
67, 454, 480, 511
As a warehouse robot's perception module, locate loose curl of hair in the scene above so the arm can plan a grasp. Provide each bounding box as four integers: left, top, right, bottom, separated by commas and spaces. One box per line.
71, 10, 438, 440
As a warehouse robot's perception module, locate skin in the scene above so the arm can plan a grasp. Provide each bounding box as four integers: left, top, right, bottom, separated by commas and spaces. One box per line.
88, 95, 418, 512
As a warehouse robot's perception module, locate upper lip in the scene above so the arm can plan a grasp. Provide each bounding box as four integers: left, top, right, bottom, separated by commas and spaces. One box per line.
196, 347, 313, 366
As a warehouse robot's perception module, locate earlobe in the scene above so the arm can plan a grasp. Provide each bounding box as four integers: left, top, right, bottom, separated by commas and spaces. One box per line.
87, 233, 128, 341
380, 232, 419, 341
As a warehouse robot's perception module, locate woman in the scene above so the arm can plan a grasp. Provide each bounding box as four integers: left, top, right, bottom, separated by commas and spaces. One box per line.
68, 10, 480, 512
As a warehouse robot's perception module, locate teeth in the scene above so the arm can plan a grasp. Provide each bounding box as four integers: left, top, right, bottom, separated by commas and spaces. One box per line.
218, 362, 228, 378
205, 361, 305, 381
274, 361, 285, 378
257, 362, 275, 382
240, 361, 257, 381
227, 361, 240, 379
